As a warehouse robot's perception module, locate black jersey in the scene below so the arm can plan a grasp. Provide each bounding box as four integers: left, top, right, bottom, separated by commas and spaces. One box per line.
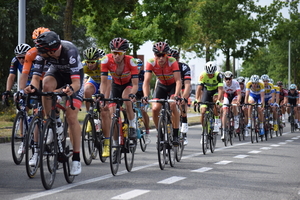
178, 62, 191, 89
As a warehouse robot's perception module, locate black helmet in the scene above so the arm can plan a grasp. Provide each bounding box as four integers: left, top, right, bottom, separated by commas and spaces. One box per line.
153, 42, 170, 54
169, 49, 180, 58
35, 31, 61, 53
109, 38, 129, 51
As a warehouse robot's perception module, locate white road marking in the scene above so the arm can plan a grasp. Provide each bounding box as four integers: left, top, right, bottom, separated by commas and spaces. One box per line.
111, 189, 150, 200
270, 144, 280, 147
291, 137, 298, 140
157, 176, 186, 184
286, 140, 294, 142
248, 150, 261, 154
278, 142, 286, 145
260, 147, 272, 150
234, 155, 249, 159
191, 167, 213, 173
215, 160, 232, 165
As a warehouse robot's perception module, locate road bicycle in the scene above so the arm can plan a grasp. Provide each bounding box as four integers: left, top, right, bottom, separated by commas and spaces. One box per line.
236, 105, 246, 141
176, 103, 186, 162
11, 92, 33, 165
195, 101, 217, 154
81, 95, 108, 165
38, 89, 74, 190
263, 104, 273, 141
287, 104, 299, 133
245, 103, 261, 143
133, 101, 148, 152
109, 97, 137, 176
274, 105, 284, 137
149, 99, 177, 170
222, 103, 237, 146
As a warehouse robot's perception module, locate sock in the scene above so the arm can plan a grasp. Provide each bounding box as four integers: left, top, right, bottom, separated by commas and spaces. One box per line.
72, 152, 80, 161
182, 116, 187, 123
129, 119, 136, 127
173, 128, 179, 137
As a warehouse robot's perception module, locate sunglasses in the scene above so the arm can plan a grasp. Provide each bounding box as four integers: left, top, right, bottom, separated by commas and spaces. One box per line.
86, 60, 97, 64
155, 53, 167, 58
17, 56, 25, 60
112, 51, 125, 56
225, 78, 232, 81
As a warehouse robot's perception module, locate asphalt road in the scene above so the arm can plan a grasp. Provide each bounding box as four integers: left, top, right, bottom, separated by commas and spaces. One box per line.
0, 124, 300, 200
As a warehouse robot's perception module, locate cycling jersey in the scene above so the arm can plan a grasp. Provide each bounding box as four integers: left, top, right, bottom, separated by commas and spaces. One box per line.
263, 82, 275, 99
23, 47, 37, 75
223, 79, 241, 98
198, 71, 223, 91
138, 70, 145, 92
145, 57, 180, 85
279, 87, 288, 100
101, 54, 138, 85
246, 81, 265, 95
287, 90, 299, 105
82, 59, 112, 83
9, 56, 33, 85
179, 62, 191, 89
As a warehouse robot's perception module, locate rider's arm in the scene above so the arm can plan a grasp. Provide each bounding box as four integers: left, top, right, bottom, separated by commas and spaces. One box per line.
260, 91, 265, 107
142, 71, 152, 97
173, 71, 181, 97
245, 90, 249, 104
5, 74, 16, 91
196, 84, 203, 102
131, 77, 139, 95
182, 79, 191, 99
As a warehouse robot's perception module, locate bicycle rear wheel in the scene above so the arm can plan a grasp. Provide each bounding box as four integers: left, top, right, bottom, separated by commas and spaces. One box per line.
40, 119, 57, 190
202, 114, 209, 154
81, 114, 96, 165
209, 131, 217, 153
11, 112, 25, 165
63, 146, 75, 183
25, 115, 41, 178
138, 116, 148, 152
98, 132, 107, 163
157, 117, 167, 170
109, 118, 121, 176
168, 122, 176, 167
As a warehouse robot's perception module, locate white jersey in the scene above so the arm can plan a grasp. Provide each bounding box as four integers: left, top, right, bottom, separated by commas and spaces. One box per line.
223, 79, 241, 95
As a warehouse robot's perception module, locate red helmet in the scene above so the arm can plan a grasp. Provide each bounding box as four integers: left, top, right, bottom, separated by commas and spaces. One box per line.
153, 42, 170, 54
109, 38, 129, 51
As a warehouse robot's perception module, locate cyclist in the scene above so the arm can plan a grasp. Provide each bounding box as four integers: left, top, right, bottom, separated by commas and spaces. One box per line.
169, 49, 191, 146
34, 31, 84, 176
236, 76, 249, 136
19, 27, 50, 91
245, 75, 265, 136
2, 43, 31, 103
221, 71, 241, 140
195, 61, 223, 133
82, 47, 112, 157
277, 81, 288, 123
261, 74, 278, 131
100, 37, 139, 142
135, 58, 151, 144
284, 84, 300, 128
142, 42, 181, 145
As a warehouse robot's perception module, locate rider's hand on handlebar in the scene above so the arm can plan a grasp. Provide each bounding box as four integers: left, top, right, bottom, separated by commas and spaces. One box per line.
142, 96, 148, 104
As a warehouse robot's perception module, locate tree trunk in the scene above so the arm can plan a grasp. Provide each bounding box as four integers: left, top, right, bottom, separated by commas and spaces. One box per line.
64, 0, 74, 41
225, 49, 230, 71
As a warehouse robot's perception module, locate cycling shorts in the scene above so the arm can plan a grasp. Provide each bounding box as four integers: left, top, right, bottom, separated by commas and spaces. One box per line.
85, 77, 100, 95
153, 82, 176, 99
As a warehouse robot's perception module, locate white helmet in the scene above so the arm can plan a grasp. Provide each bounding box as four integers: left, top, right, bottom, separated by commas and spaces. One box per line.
250, 75, 260, 83
205, 61, 217, 74
260, 74, 269, 81
14, 43, 31, 55
224, 71, 233, 78
236, 76, 245, 83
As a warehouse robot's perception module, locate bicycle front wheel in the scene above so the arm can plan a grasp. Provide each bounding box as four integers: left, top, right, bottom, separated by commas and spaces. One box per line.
63, 147, 75, 183
210, 131, 217, 153
157, 117, 167, 170
175, 131, 184, 162
40, 119, 57, 190
81, 114, 96, 165
11, 112, 25, 165
109, 118, 121, 176
25, 115, 41, 178
201, 114, 209, 154
124, 137, 136, 172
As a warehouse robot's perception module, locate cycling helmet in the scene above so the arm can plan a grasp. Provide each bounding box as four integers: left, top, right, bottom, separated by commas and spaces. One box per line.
109, 37, 129, 51
32, 27, 50, 40
269, 78, 274, 84
290, 84, 297, 90
236, 76, 245, 83
260, 74, 269, 81
35, 31, 61, 53
98, 49, 106, 58
135, 58, 143, 66
250, 75, 260, 83
83, 47, 100, 60
14, 43, 31, 55
277, 81, 283, 86
205, 61, 217, 74
153, 42, 170, 54
169, 49, 180, 58
224, 71, 233, 78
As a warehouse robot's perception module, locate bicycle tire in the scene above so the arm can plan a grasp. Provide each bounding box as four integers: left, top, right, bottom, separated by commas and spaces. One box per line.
138, 117, 147, 152
40, 119, 57, 190
202, 114, 209, 154
250, 113, 255, 144
176, 131, 184, 161
109, 118, 120, 176
25, 115, 41, 178
81, 114, 96, 165
124, 134, 136, 172
167, 121, 176, 167
98, 132, 107, 163
157, 116, 167, 170
209, 131, 217, 153
63, 147, 75, 183
11, 111, 26, 165
223, 121, 229, 147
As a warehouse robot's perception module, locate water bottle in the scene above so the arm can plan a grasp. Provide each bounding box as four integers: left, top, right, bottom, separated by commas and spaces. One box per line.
94, 119, 100, 132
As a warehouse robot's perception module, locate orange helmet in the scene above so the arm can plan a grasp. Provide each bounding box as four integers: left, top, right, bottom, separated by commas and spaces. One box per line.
32, 27, 50, 40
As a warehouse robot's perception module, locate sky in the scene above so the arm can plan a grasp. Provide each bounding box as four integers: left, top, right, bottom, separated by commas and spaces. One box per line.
136, 0, 290, 84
